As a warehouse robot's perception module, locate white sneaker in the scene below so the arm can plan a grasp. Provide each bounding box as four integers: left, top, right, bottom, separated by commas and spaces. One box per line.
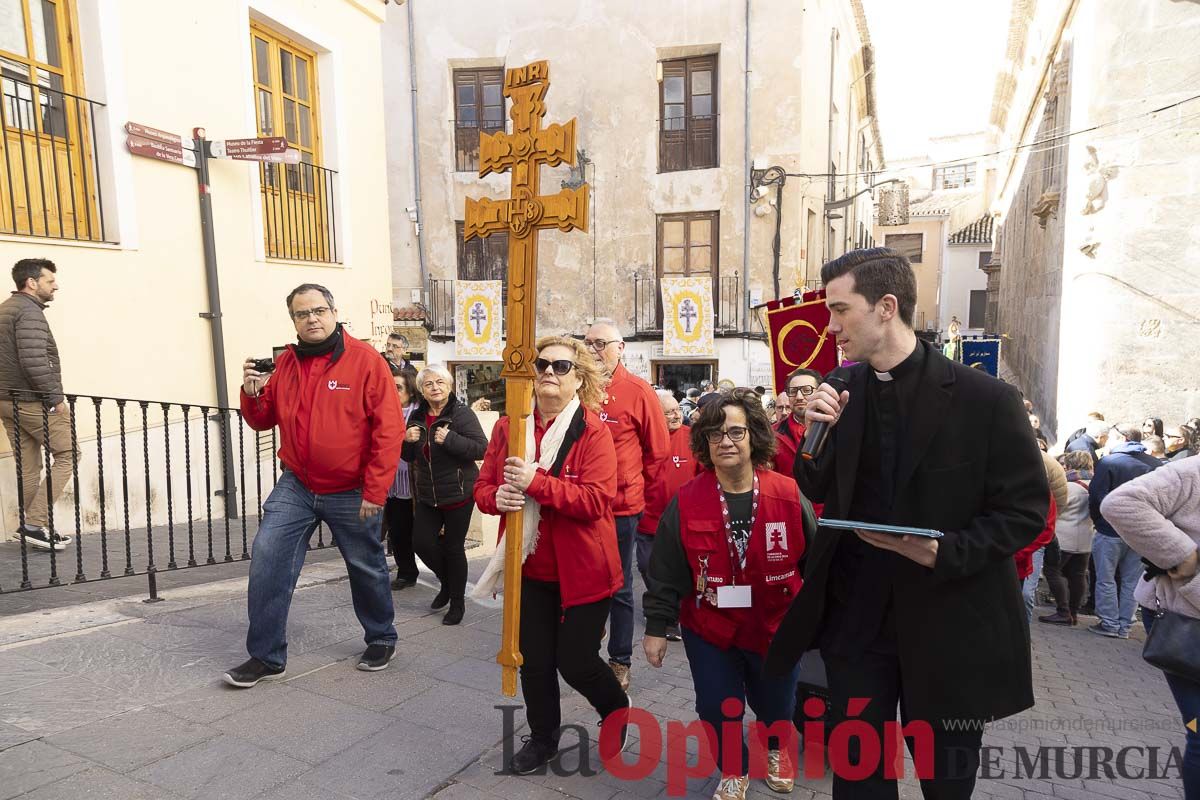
765, 749, 795, 792
713, 774, 750, 800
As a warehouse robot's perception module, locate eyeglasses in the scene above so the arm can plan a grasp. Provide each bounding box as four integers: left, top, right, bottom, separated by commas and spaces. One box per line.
583, 338, 620, 351
704, 426, 749, 444
422, 379, 449, 389
785, 385, 816, 397
291, 306, 331, 321
534, 358, 575, 376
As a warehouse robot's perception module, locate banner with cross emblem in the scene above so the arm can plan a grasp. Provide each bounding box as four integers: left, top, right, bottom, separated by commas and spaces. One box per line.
661, 276, 714, 356
454, 280, 503, 359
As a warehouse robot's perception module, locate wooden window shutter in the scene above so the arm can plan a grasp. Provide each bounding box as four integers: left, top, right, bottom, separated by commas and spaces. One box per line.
687, 56, 717, 169
659, 60, 687, 172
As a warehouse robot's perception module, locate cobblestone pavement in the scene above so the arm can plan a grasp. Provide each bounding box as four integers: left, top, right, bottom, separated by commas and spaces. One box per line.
0, 555, 1188, 799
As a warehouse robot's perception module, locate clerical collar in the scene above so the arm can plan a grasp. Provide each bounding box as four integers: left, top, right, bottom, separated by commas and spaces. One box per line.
871, 340, 923, 383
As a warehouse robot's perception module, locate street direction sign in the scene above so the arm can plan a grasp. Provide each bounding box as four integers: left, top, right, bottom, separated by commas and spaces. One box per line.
225, 148, 302, 165
124, 122, 193, 149
126, 134, 197, 168
209, 137, 288, 158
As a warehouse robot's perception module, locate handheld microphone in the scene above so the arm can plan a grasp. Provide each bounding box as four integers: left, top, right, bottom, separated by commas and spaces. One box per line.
800, 367, 852, 461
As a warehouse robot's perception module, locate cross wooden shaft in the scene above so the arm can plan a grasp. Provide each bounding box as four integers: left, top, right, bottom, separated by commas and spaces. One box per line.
464, 60, 589, 697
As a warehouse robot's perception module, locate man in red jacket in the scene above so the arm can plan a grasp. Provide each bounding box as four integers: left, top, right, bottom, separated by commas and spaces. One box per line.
585, 319, 670, 691
223, 284, 404, 688
773, 367, 822, 480
636, 389, 698, 642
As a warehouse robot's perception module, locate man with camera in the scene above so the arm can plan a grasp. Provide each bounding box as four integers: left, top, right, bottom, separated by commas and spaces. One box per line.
223, 283, 404, 688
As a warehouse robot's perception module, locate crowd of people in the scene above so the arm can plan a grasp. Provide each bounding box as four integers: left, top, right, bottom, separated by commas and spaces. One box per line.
8, 251, 1190, 799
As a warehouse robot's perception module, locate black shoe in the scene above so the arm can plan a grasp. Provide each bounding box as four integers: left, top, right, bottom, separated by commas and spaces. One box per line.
442, 601, 464, 626
357, 644, 396, 671
430, 587, 450, 610
391, 576, 417, 590
509, 736, 558, 775
223, 657, 286, 688
665, 624, 682, 642
598, 695, 634, 757
19, 524, 66, 552
1038, 611, 1075, 626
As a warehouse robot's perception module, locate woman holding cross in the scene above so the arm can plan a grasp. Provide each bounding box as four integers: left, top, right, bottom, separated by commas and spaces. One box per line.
474, 335, 630, 775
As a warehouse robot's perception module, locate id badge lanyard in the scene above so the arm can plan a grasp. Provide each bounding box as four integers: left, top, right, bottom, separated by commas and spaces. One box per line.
716, 472, 760, 587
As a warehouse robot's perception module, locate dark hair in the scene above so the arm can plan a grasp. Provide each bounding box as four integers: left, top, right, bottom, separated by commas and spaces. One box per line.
391, 366, 418, 404
685, 388, 701, 399
820, 247, 917, 327
689, 388, 778, 470
286, 283, 335, 312
12, 258, 55, 290
388, 332, 409, 346
1062, 450, 1094, 473
786, 367, 822, 385
1142, 417, 1163, 438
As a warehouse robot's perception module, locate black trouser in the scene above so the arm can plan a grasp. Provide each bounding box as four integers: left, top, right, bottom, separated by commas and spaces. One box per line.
1049, 551, 1089, 615
412, 501, 474, 602
1040, 539, 1066, 611
520, 578, 628, 746
385, 498, 418, 582
823, 647, 984, 800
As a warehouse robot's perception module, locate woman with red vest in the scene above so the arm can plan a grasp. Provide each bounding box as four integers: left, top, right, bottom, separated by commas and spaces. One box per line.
473, 336, 629, 776
643, 389, 817, 800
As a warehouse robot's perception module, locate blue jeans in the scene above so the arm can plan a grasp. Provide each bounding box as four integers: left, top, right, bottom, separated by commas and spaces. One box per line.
607, 513, 641, 667
1092, 533, 1142, 635
1164, 671, 1200, 800
246, 471, 397, 668
682, 627, 802, 777
1021, 546, 1047, 622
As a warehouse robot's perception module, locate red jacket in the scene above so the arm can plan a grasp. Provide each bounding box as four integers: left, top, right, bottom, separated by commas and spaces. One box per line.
773, 416, 824, 518
638, 425, 700, 535
601, 363, 671, 516
678, 469, 808, 655
241, 333, 402, 505
1015, 493, 1057, 580
474, 406, 624, 610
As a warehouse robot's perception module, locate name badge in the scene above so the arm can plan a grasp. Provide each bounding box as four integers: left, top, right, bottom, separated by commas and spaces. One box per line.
717, 585, 752, 609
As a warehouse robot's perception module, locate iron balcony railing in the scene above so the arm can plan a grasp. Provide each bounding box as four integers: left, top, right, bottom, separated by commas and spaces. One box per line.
454, 119, 505, 173
0, 72, 106, 242
259, 160, 338, 263
0, 389, 336, 599
633, 271, 742, 336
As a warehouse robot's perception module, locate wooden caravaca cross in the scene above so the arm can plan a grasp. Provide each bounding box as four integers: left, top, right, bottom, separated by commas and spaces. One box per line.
464, 60, 589, 696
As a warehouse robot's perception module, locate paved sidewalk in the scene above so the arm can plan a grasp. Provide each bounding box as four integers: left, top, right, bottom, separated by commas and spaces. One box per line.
0, 556, 1189, 800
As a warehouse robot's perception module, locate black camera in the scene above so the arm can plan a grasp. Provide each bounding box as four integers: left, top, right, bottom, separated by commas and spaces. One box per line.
251, 357, 276, 374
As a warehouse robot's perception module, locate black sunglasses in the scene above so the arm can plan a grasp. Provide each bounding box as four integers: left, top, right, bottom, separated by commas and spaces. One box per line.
534, 358, 575, 376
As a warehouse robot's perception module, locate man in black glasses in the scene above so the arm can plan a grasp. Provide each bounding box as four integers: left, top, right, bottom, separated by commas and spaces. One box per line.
765, 249, 1048, 800
773, 368, 821, 483
224, 283, 404, 688
583, 318, 670, 692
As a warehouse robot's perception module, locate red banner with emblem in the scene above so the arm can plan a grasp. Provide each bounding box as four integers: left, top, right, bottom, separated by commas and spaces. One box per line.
764, 289, 839, 396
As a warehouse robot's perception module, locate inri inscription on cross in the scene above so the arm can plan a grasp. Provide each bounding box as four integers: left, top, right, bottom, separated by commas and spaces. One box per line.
464, 60, 589, 696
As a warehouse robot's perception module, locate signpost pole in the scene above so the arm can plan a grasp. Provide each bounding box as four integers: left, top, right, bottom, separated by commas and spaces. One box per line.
193, 128, 238, 520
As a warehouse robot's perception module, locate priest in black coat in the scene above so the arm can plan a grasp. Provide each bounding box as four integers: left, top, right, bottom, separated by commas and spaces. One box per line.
766, 247, 1049, 800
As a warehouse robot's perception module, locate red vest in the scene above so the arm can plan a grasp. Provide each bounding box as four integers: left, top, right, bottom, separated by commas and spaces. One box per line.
638, 425, 699, 535
677, 469, 806, 655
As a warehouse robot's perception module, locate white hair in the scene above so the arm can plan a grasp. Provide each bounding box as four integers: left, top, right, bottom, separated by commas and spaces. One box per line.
587, 317, 624, 340
655, 389, 677, 403
416, 363, 453, 388
1084, 419, 1108, 438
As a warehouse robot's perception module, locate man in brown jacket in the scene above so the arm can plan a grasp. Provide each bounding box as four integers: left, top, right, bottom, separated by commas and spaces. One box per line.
0, 259, 75, 551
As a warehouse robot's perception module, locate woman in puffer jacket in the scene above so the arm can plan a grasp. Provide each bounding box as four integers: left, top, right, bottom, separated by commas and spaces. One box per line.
1102, 457, 1200, 799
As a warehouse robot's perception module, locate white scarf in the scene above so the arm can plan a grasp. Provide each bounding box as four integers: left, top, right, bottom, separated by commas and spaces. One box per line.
471, 395, 581, 599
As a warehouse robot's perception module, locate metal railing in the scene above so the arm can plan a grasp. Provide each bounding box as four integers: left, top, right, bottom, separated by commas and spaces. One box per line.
633, 272, 741, 336
0, 389, 335, 599
260, 160, 338, 262
0, 73, 106, 241
425, 277, 508, 338
658, 113, 718, 172
454, 120, 505, 172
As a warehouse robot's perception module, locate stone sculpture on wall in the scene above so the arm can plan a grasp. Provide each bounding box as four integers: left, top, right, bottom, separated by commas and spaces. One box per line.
1082, 145, 1119, 215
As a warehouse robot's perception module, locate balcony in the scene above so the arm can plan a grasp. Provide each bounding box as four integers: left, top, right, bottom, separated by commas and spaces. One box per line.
0, 74, 107, 242
259, 161, 339, 263
425, 278, 508, 339
633, 271, 742, 337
